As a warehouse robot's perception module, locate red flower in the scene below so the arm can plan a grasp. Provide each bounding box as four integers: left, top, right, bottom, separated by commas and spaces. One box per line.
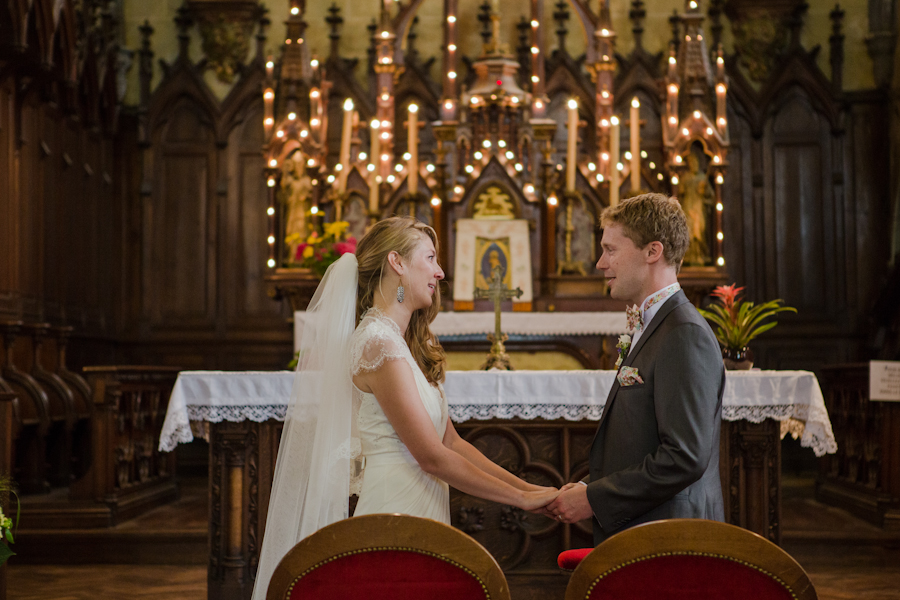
333, 236, 357, 256
294, 243, 308, 260
711, 283, 744, 317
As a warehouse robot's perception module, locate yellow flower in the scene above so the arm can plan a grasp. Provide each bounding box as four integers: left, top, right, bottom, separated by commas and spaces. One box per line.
285, 233, 301, 244
306, 233, 319, 244
324, 221, 349, 238
303, 245, 314, 259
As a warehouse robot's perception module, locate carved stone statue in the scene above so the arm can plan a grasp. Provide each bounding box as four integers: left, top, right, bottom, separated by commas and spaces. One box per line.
678, 152, 714, 266
281, 151, 313, 263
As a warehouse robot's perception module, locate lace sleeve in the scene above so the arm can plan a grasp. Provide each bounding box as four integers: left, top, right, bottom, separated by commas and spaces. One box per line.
350, 322, 409, 376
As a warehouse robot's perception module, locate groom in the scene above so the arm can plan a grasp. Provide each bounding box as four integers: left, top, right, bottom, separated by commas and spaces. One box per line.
546, 193, 725, 543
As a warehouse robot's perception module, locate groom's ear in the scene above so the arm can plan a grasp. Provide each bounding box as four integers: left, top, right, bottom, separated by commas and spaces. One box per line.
645, 241, 664, 264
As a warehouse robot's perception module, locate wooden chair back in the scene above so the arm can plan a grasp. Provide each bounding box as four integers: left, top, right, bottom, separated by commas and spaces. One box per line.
267, 514, 510, 600
566, 519, 817, 600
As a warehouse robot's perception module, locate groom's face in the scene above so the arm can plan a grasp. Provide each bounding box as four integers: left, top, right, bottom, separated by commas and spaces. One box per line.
597, 224, 648, 306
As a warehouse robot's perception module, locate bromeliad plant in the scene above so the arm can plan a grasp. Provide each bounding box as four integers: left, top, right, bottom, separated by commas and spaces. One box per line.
0, 474, 19, 566
697, 284, 797, 352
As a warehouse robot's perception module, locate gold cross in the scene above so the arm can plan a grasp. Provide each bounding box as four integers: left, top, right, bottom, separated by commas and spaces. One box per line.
474, 265, 523, 369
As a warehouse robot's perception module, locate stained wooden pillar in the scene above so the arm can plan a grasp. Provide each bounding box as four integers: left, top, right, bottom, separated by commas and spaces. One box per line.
720, 419, 781, 543
208, 420, 281, 600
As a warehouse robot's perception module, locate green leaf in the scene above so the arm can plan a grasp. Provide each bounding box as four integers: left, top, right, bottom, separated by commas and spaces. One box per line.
0, 542, 14, 565
5, 528, 12, 543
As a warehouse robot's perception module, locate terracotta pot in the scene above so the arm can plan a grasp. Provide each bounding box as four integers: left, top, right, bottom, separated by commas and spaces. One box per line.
722, 347, 754, 370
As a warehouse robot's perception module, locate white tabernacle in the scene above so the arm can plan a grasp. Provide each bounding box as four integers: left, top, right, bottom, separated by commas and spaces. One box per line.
160, 370, 837, 457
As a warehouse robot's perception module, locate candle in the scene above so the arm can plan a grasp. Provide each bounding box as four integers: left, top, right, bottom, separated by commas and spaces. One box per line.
566, 98, 578, 191
338, 98, 354, 192
630, 97, 640, 192
369, 119, 380, 213
610, 116, 620, 206
408, 103, 419, 195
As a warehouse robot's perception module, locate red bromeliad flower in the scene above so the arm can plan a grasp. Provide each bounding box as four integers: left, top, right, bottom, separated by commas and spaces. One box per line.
333, 236, 357, 256
710, 284, 744, 317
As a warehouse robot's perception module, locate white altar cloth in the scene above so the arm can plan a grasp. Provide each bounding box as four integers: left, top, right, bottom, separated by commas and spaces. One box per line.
294, 311, 628, 351
160, 370, 837, 457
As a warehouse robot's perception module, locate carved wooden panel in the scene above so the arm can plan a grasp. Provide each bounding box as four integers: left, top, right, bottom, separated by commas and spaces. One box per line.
148, 100, 216, 329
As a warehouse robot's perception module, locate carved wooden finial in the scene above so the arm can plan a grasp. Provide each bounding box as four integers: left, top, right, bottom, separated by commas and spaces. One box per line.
708, 0, 725, 50
326, 3, 343, 60
829, 4, 845, 93
553, 0, 570, 54
477, 2, 493, 46
669, 9, 681, 53
629, 0, 646, 51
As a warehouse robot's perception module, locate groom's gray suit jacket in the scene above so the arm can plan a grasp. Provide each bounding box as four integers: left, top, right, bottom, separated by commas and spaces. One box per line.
585, 290, 725, 545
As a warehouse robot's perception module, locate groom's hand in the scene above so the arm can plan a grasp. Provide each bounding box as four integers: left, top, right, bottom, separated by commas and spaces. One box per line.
546, 483, 593, 524
528, 482, 581, 517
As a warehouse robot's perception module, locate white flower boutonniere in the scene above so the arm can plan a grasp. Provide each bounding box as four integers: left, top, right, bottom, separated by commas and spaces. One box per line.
614, 334, 632, 369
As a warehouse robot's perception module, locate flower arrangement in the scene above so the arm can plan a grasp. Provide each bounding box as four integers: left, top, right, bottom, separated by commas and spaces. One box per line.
697, 284, 796, 356
0, 474, 19, 566
287, 221, 357, 278
614, 334, 632, 369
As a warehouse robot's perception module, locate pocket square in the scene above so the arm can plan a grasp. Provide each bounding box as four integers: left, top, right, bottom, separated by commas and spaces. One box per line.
617, 366, 644, 387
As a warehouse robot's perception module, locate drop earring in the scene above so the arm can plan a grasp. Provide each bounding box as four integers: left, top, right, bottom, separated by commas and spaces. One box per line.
396, 278, 405, 303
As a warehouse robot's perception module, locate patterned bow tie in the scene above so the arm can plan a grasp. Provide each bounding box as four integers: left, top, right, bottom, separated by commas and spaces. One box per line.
626, 305, 644, 332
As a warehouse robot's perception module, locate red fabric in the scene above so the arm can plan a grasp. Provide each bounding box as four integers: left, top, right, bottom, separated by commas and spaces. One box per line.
289, 549, 488, 600
587, 555, 796, 599
558, 548, 594, 570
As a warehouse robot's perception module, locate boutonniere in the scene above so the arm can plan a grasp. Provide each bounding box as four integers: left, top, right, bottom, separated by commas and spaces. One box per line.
617, 366, 644, 387
614, 334, 631, 369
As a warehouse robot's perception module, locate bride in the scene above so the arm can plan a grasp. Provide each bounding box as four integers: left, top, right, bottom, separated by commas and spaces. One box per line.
252, 217, 558, 598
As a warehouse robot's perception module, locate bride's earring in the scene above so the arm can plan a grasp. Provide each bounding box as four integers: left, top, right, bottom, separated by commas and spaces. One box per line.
396, 278, 405, 303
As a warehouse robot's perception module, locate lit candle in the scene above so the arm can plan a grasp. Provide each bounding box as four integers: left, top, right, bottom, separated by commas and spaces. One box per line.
369, 119, 380, 213
338, 98, 354, 192
610, 116, 620, 206
566, 98, 578, 191
408, 103, 419, 195
630, 97, 640, 192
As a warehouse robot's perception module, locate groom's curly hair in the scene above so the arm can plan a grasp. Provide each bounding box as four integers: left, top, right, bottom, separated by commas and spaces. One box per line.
355, 216, 447, 385
600, 193, 690, 273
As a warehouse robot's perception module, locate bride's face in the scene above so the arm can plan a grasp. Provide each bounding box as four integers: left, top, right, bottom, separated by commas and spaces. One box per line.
403, 236, 444, 309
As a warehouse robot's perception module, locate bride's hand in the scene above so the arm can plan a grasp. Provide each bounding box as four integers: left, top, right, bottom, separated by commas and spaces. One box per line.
517, 486, 560, 511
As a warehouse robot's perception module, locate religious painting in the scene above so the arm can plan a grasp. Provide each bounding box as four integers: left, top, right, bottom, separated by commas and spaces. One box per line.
474, 237, 512, 291
453, 219, 532, 307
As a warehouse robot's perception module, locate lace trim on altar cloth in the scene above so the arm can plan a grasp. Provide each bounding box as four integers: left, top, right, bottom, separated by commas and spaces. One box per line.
188, 404, 289, 423
450, 404, 606, 422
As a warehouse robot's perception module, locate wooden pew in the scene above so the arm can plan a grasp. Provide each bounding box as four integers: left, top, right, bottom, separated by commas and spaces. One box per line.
0, 391, 16, 600
0, 322, 50, 494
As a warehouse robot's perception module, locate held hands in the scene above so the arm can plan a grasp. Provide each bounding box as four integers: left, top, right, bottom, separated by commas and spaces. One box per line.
533, 482, 594, 524
517, 486, 562, 511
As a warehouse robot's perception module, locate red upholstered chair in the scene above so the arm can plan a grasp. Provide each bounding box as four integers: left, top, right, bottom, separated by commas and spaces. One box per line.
266, 514, 510, 600
565, 519, 817, 600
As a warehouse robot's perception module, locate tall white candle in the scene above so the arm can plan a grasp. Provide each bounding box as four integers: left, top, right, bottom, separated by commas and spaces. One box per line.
566, 98, 578, 191
337, 98, 354, 192
630, 97, 640, 192
408, 103, 419, 195
369, 119, 381, 213
610, 116, 620, 207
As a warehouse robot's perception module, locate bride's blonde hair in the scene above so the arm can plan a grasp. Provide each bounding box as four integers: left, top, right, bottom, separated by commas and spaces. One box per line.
355, 216, 447, 385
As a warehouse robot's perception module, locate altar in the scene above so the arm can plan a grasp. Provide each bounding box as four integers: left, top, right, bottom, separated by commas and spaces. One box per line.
160, 369, 836, 600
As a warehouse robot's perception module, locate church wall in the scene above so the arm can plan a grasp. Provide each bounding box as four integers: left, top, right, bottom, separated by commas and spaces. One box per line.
0, 0, 123, 372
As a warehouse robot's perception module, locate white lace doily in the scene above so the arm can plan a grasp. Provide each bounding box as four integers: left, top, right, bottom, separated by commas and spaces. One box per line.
160, 369, 837, 457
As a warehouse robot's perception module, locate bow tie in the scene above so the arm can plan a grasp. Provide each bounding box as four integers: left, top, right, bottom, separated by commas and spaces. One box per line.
626, 305, 644, 332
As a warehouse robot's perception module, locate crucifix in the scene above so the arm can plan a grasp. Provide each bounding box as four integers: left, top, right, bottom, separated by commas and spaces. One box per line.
474, 265, 523, 370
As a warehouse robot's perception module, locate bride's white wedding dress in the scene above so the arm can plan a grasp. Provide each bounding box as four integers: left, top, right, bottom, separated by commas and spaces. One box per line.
349, 307, 451, 524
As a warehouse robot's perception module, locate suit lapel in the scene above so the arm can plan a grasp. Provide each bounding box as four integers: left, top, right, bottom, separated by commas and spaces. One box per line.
593, 290, 690, 436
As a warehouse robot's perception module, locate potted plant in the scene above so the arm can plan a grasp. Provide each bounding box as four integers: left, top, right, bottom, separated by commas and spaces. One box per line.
0, 475, 18, 566
697, 284, 797, 370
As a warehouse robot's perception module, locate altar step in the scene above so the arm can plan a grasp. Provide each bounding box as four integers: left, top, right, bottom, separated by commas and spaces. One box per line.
12, 477, 207, 565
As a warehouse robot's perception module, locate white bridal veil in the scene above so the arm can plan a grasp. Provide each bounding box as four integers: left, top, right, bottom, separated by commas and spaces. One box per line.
250, 253, 361, 600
